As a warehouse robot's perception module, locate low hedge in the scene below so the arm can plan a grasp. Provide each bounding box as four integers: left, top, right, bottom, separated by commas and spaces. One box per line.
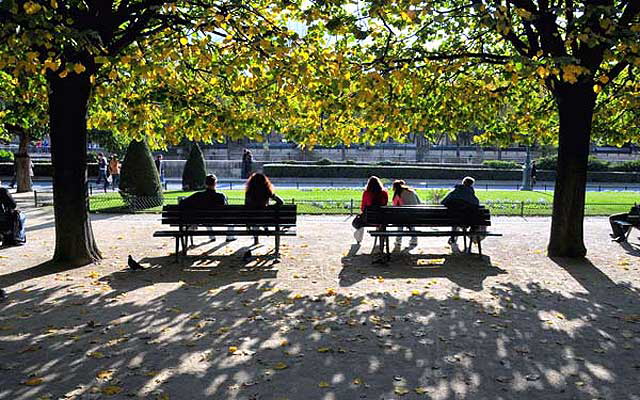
264, 164, 640, 183
0, 162, 100, 176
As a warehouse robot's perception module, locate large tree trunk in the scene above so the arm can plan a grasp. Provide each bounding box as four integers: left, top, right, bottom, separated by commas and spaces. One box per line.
548, 83, 596, 257
48, 67, 102, 265
15, 131, 32, 193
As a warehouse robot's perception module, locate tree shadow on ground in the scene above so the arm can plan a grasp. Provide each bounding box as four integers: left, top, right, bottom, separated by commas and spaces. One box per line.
1, 256, 639, 399
340, 251, 506, 291
0, 260, 90, 288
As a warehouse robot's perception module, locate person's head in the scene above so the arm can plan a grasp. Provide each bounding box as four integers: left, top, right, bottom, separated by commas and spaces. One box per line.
392, 179, 407, 197
366, 176, 384, 193
462, 176, 475, 187
205, 174, 217, 190
246, 172, 274, 200
111, 155, 118, 161
156, 154, 162, 160
98, 152, 103, 157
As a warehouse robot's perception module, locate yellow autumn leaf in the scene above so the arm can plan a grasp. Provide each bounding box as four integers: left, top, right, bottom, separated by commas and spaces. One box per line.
317, 347, 331, 353
23, 1, 42, 14
228, 346, 238, 353
88, 351, 105, 359
394, 387, 410, 395
101, 386, 123, 395
58, 69, 68, 78
352, 378, 363, 385
318, 381, 331, 388
415, 387, 429, 394
73, 63, 86, 74
50, 0, 58, 8
180, 37, 189, 45
273, 362, 288, 370
23, 377, 43, 386
411, 290, 421, 296
325, 288, 336, 296
96, 370, 114, 380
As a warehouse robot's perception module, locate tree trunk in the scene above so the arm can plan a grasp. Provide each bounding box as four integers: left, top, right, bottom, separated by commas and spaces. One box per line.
547, 83, 596, 257
15, 131, 32, 193
48, 67, 102, 265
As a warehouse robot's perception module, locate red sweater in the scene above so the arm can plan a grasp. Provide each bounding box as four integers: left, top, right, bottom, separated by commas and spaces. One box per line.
361, 190, 388, 211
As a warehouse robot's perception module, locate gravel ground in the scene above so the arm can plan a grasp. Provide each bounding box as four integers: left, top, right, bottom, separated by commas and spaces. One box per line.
1, 198, 639, 400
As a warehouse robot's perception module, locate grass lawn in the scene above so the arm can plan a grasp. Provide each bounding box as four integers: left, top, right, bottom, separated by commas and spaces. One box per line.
89, 188, 640, 216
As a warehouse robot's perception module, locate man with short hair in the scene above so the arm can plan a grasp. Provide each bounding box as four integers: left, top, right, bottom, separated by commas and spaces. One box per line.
441, 176, 481, 245
181, 174, 236, 242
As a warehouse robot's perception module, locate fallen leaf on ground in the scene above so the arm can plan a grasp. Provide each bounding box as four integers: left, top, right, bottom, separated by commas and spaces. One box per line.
101, 386, 123, 395
23, 377, 43, 386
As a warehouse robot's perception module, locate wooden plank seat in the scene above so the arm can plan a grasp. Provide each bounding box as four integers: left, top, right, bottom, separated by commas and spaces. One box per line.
362, 205, 501, 257
154, 204, 297, 261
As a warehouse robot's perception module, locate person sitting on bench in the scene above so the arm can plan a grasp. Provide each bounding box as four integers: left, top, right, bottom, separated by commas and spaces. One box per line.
354, 176, 389, 244
244, 173, 284, 208
181, 174, 235, 242
609, 204, 640, 243
0, 182, 26, 246
392, 180, 421, 246
441, 176, 481, 245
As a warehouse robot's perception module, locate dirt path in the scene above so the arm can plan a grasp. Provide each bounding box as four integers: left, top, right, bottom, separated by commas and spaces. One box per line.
1, 204, 639, 399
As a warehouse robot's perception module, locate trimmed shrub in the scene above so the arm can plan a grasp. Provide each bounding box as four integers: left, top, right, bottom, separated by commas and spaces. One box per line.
482, 160, 520, 169
119, 140, 163, 210
182, 142, 207, 191
587, 156, 610, 171
614, 160, 640, 172
0, 150, 14, 162
535, 155, 557, 170
536, 155, 610, 171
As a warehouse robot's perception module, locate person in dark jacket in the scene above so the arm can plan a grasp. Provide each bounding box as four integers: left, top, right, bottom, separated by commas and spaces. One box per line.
441, 176, 481, 245
181, 174, 227, 209
0, 182, 26, 246
181, 174, 235, 242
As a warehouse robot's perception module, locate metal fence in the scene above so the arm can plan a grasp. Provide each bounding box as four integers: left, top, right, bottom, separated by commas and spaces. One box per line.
77, 191, 636, 217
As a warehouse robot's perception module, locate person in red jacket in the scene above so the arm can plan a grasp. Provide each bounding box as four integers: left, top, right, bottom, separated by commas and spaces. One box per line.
360, 176, 388, 211
354, 176, 388, 244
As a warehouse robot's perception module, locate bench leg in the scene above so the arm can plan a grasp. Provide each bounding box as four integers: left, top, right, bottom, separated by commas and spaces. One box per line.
462, 228, 468, 252
275, 234, 281, 259
625, 226, 633, 241
477, 239, 482, 256
175, 237, 180, 262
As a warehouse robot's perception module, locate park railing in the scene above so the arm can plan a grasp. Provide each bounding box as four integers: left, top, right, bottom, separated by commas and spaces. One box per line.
83, 191, 636, 217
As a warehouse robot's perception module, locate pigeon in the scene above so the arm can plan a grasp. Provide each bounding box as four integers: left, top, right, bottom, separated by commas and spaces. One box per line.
128, 255, 145, 271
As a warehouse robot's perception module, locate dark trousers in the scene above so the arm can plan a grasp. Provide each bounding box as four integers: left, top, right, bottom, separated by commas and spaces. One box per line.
610, 212, 631, 239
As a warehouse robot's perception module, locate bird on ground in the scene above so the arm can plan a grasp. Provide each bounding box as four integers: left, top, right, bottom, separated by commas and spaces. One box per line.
128, 255, 145, 271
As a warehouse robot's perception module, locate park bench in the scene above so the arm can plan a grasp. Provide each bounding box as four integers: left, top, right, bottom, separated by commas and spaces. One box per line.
362, 205, 501, 257
154, 204, 297, 261
620, 212, 640, 241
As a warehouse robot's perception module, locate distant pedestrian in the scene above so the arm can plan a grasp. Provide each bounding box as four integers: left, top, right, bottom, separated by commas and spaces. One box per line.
108, 155, 121, 191
96, 152, 108, 192
241, 149, 253, 179
155, 155, 165, 186
530, 161, 537, 186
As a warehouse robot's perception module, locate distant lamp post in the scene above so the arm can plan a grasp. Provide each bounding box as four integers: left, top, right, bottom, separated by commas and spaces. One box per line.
521, 146, 532, 191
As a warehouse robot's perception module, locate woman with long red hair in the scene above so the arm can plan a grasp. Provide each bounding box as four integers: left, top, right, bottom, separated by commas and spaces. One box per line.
244, 172, 284, 208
